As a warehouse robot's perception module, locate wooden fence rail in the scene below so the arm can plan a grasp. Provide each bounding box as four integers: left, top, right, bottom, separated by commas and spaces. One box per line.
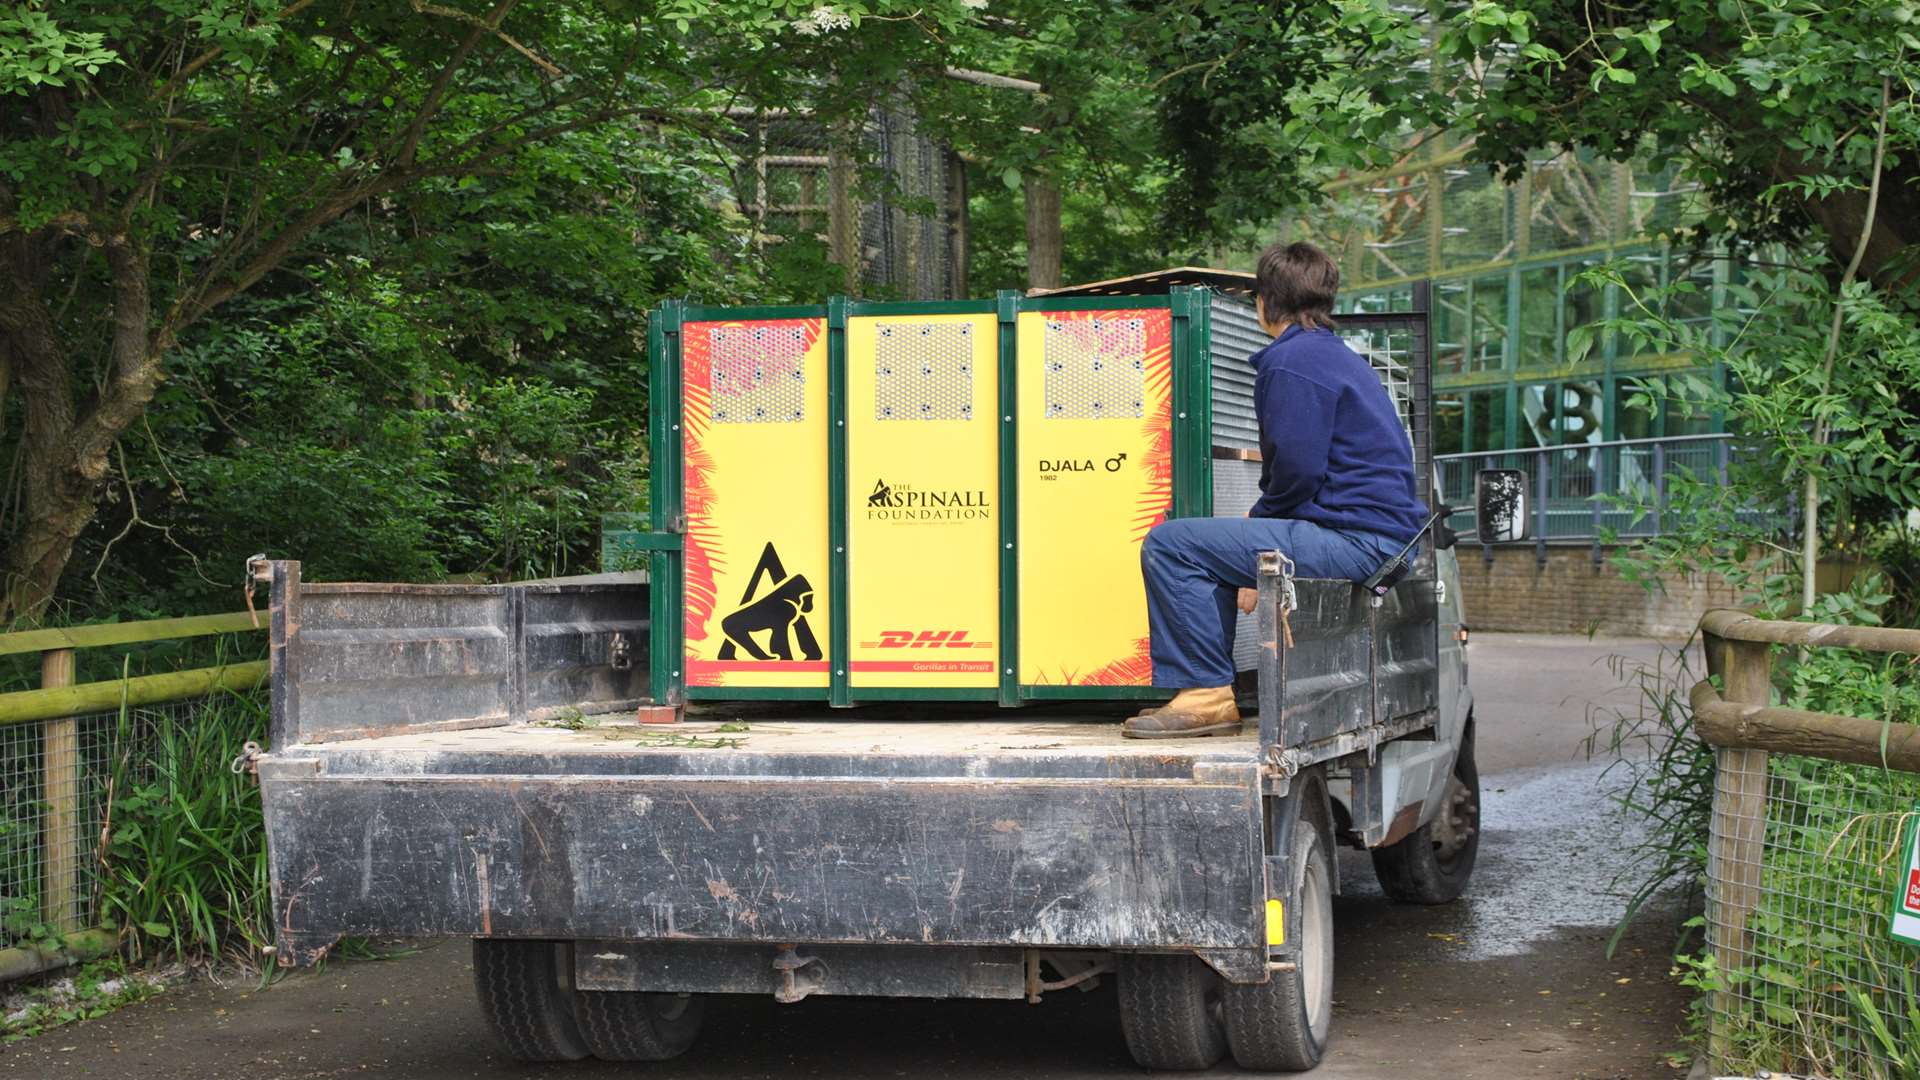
0, 611, 265, 984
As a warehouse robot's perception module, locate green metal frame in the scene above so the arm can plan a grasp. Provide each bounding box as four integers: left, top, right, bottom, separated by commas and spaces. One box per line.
995, 290, 1021, 707
1169, 286, 1213, 518
644, 290, 1217, 710
828, 296, 851, 706
647, 300, 684, 706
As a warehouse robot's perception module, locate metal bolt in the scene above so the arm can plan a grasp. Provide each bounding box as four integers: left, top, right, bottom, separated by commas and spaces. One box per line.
1004, 543, 1013, 549
1004, 415, 1012, 422
1177, 412, 1187, 419
836, 546, 844, 553
672, 670, 680, 677
1004, 668, 1013, 675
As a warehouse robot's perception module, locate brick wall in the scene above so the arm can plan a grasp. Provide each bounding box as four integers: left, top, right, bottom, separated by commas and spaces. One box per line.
1456, 542, 1744, 638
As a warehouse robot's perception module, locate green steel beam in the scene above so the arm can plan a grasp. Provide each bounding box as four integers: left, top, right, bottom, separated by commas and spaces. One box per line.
1019, 295, 1174, 313
649, 299, 687, 707
995, 289, 1022, 707
845, 299, 995, 317
827, 295, 852, 708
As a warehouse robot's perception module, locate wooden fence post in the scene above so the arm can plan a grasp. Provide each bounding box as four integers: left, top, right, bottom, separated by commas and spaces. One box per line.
1703, 630, 1771, 1066
39, 647, 80, 934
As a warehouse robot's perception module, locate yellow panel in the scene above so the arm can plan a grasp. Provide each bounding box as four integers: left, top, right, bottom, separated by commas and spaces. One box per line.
681, 318, 830, 688
847, 314, 999, 688
1017, 308, 1173, 687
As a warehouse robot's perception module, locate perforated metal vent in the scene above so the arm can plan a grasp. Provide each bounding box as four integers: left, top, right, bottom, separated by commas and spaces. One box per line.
874, 322, 975, 421
709, 324, 808, 424
1042, 317, 1146, 420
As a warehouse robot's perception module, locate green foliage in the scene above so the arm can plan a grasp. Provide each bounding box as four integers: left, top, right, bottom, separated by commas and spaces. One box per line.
1588, 258, 1920, 613
1591, 576, 1920, 1072
0, 957, 164, 1044
1584, 646, 1715, 956
1341, 0, 1920, 283
97, 691, 272, 967
965, 158, 1177, 295
0, 4, 117, 92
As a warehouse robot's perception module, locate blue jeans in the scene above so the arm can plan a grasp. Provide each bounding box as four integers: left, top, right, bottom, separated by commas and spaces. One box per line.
1141, 517, 1402, 688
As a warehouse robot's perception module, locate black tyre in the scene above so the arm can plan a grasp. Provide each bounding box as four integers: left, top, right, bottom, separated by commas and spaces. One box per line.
1370, 722, 1481, 904
1222, 811, 1335, 1071
575, 988, 706, 1061
1116, 954, 1228, 1070
472, 939, 591, 1062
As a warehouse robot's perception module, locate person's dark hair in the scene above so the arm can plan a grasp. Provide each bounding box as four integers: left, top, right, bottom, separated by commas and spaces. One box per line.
1254, 241, 1340, 331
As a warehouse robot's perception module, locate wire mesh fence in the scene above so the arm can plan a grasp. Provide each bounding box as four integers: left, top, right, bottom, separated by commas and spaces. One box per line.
730, 105, 960, 300
0, 699, 228, 949
1704, 748, 1920, 1078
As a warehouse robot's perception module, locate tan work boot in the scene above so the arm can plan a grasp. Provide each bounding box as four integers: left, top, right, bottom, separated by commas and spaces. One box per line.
1123, 686, 1241, 739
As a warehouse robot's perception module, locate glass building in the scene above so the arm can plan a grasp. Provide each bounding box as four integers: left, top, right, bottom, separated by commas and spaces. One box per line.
1273, 139, 1727, 457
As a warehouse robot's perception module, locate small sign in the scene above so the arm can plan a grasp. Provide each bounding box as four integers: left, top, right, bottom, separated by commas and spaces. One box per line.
1894, 810, 1920, 948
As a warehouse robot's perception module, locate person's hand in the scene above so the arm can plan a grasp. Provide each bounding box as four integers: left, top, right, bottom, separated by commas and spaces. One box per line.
1237, 587, 1257, 615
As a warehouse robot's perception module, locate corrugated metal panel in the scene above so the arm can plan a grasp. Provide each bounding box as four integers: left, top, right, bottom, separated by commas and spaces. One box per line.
1212, 458, 1265, 673
1208, 294, 1266, 451
1212, 457, 1263, 519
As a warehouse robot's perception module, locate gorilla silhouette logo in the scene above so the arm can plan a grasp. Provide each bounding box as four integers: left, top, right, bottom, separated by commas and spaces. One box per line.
718, 542, 823, 662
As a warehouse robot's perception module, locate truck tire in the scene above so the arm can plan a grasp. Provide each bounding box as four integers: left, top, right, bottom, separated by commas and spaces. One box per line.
574, 989, 706, 1061
472, 939, 591, 1062
1222, 805, 1335, 1071
1116, 954, 1228, 1070
1370, 722, 1481, 904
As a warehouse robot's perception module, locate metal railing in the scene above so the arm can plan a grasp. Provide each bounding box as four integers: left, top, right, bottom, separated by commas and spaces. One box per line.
1438, 433, 1743, 544
0, 614, 266, 982
1694, 610, 1920, 1078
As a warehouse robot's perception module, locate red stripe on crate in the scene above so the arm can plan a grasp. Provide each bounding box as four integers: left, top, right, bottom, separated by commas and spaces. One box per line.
685, 660, 830, 673
850, 661, 997, 673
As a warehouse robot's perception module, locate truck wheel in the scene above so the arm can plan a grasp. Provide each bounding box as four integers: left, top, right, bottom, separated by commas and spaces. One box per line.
1222, 811, 1335, 1071
1370, 723, 1481, 904
1115, 954, 1227, 1070
472, 939, 591, 1061
575, 989, 706, 1061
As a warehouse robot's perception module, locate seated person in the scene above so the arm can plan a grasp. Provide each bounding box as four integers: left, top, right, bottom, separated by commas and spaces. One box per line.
1126, 241, 1428, 739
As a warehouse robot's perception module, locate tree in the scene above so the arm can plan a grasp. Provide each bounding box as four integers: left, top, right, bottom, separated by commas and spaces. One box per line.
3, 1, 1477, 624
1403, 0, 1920, 607
0, 0, 996, 623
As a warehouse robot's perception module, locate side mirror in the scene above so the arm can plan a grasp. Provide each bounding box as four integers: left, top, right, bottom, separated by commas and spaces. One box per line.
1475, 469, 1530, 542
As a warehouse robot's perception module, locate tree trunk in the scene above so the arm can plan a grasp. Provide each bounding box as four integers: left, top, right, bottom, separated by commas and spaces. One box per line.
0, 231, 161, 625
1776, 154, 1920, 297
1024, 172, 1062, 291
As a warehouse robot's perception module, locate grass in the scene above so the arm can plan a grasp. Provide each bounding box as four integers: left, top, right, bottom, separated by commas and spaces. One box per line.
95, 689, 275, 969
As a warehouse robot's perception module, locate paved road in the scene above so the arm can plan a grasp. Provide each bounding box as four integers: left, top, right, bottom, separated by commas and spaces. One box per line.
3, 633, 1696, 1079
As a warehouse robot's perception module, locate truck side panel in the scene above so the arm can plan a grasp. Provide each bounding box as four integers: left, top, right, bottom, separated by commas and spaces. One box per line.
267, 561, 649, 746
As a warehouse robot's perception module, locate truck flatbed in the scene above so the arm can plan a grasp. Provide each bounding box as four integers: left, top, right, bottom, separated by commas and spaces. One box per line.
300, 709, 1260, 777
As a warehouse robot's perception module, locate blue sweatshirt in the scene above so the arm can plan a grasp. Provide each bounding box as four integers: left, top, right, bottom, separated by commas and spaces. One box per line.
1249, 324, 1428, 543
